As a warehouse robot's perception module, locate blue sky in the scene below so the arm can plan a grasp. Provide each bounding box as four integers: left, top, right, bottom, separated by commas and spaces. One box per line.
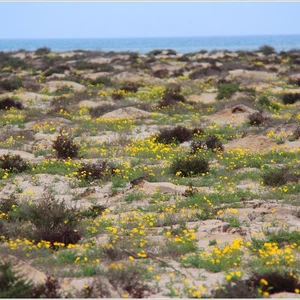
1, 2, 300, 39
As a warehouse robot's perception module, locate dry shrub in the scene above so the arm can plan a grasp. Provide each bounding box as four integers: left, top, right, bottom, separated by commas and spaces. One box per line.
170, 155, 209, 177
52, 132, 79, 159
262, 167, 299, 186
0, 154, 29, 173
0, 98, 23, 110
249, 112, 265, 125
76, 161, 116, 182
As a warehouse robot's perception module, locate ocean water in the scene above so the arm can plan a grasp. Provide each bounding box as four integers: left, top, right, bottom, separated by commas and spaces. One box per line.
0, 35, 300, 54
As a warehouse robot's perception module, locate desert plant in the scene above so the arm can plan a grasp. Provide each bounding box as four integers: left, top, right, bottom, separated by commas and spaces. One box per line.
158, 86, 186, 108
281, 92, 300, 105
10, 193, 82, 247
249, 112, 265, 125
170, 155, 209, 177
52, 132, 79, 159
190, 135, 223, 154
35, 47, 51, 55
119, 81, 139, 93
205, 135, 224, 152
293, 126, 300, 140
2, 57, 28, 70
0, 78, 24, 92
258, 45, 276, 55
111, 90, 125, 101
0, 154, 29, 173
212, 279, 259, 298
0, 98, 24, 110
0, 261, 34, 298
155, 126, 194, 144
262, 167, 299, 186
152, 69, 169, 78
217, 83, 240, 100
76, 161, 116, 182
89, 76, 113, 87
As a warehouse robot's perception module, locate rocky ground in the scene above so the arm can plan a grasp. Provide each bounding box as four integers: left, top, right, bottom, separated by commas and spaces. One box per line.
0, 46, 300, 298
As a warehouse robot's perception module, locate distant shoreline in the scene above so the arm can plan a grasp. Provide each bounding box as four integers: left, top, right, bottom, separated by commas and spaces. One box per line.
1, 35, 300, 54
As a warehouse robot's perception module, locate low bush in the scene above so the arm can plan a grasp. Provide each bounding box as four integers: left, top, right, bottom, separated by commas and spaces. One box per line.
89, 104, 116, 118
258, 45, 276, 55
111, 90, 125, 101
35, 47, 51, 55
2, 57, 28, 70
248, 112, 265, 125
0, 261, 64, 298
89, 76, 113, 87
43, 65, 70, 77
76, 161, 116, 182
262, 167, 299, 186
158, 84, 186, 107
10, 194, 82, 247
0, 154, 29, 173
155, 126, 194, 144
293, 126, 300, 139
152, 69, 169, 78
281, 92, 300, 105
0, 98, 23, 110
0, 261, 34, 298
0, 77, 24, 92
52, 132, 79, 159
190, 135, 223, 154
119, 81, 139, 93
216, 83, 240, 100
170, 155, 209, 177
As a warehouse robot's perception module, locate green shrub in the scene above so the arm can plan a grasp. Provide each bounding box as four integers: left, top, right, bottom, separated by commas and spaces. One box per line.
0, 261, 64, 298
35, 47, 51, 55
216, 83, 240, 100
52, 132, 79, 159
258, 45, 276, 55
89, 76, 113, 86
0, 78, 24, 92
0, 261, 33, 298
170, 155, 209, 177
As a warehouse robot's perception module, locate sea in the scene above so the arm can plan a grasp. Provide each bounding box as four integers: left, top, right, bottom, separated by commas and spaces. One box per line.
0, 35, 300, 54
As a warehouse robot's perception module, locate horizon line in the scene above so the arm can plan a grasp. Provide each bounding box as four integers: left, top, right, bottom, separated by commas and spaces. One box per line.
1, 33, 300, 40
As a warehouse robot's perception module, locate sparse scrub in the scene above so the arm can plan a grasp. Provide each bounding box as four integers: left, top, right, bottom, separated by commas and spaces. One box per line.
258, 45, 276, 55
281, 92, 300, 105
52, 132, 79, 159
0, 98, 24, 110
35, 47, 51, 55
249, 112, 265, 125
0, 154, 29, 173
76, 161, 116, 182
170, 155, 209, 177
0, 77, 24, 92
155, 126, 193, 144
262, 167, 299, 186
216, 83, 240, 100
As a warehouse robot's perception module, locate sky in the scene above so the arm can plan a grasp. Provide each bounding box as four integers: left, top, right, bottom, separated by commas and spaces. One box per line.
1, 2, 300, 39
